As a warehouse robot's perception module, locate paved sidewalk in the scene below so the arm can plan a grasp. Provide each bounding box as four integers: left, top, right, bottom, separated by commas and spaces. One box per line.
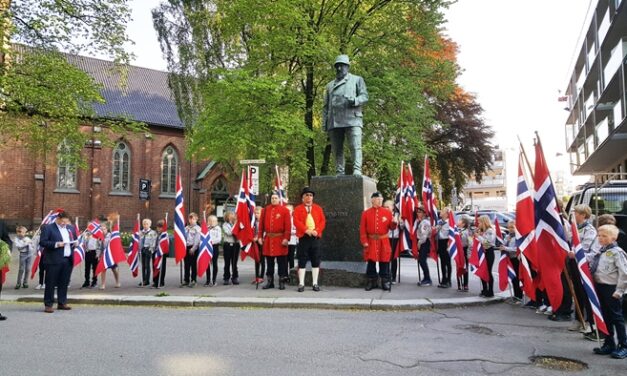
2, 256, 508, 310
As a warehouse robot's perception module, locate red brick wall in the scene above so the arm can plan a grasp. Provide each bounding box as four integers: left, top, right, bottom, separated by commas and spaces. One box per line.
0, 124, 238, 231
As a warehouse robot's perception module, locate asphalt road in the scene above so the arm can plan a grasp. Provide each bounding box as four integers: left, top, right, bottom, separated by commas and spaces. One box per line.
0, 302, 623, 376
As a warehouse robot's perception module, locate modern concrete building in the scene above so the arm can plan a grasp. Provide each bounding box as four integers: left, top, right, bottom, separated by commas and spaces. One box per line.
563, 0, 627, 178
461, 149, 507, 211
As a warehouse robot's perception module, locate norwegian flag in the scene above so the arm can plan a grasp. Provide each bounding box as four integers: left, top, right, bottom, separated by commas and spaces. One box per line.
95, 223, 127, 276
174, 173, 187, 264
233, 167, 260, 262
570, 220, 609, 335
273, 165, 288, 206
498, 251, 517, 291
448, 211, 466, 276
422, 156, 438, 223
72, 234, 86, 267
126, 214, 141, 278
494, 218, 504, 247
393, 162, 404, 258
30, 209, 62, 279
396, 162, 419, 258
515, 156, 537, 300
469, 237, 489, 282
196, 216, 214, 278
154, 216, 169, 278
533, 139, 568, 311
86, 219, 104, 241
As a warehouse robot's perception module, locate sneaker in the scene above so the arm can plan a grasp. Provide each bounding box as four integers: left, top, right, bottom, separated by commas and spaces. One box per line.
115, 283, 121, 288
462, 285, 469, 292
437, 283, 450, 288
568, 322, 583, 332
35, 284, 43, 290
203, 282, 211, 287
547, 314, 571, 322
418, 279, 432, 287
189, 281, 196, 288
22, 283, 28, 289
543, 306, 554, 315
535, 305, 548, 314
584, 331, 602, 342
14, 284, 20, 289
577, 323, 591, 333
610, 346, 627, 359
180, 282, 189, 288
99, 285, 105, 290
593, 343, 616, 355
223, 279, 230, 285
231, 278, 239, 285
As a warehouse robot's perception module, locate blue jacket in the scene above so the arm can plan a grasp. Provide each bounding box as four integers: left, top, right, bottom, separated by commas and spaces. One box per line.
39, 223, 76, 265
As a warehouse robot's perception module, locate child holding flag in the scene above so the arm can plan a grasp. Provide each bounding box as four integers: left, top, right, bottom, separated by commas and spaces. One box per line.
590, 225, 627, 359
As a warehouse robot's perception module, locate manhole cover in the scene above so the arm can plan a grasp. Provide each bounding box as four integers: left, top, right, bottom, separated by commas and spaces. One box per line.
530, 356, 588, 371
454, 324, 495, 335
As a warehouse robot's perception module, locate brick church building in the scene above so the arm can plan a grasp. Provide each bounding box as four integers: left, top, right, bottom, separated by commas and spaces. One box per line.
0, 54, 238, 230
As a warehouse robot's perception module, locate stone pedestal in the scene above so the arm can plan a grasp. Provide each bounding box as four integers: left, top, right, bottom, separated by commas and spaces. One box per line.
308, 175, 377, 286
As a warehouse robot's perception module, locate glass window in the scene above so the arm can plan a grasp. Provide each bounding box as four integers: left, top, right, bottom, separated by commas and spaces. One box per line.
161, 146, 178, 194
57, 142, 77, 189
112, 141, 131, 192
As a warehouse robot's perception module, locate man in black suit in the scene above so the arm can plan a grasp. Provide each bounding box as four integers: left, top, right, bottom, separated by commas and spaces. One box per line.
0, 219, 12, 321
39, 211, 75, 313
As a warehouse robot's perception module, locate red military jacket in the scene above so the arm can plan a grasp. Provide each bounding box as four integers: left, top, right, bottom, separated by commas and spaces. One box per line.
360, 206, 397, 262
293, 204, 326, 238
258, 204, 291, 257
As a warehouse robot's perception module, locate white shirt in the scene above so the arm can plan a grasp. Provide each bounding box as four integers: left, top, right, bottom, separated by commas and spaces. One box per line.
56, 223, 72, 257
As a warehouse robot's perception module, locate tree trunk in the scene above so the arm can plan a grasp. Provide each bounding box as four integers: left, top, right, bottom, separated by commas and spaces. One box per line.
304, 63, 316, 183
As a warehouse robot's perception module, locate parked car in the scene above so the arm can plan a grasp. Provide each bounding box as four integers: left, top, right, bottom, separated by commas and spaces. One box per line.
564, 180, 627, 234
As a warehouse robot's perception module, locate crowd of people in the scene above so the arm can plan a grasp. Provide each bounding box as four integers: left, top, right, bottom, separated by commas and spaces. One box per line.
0, 189, 625, 360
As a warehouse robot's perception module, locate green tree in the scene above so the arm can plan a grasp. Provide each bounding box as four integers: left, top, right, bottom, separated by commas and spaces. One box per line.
153, 0, 456, 189
0, 0, 143, 166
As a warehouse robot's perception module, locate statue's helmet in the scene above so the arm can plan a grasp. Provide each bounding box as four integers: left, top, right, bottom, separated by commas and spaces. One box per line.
334, 54, 350, 66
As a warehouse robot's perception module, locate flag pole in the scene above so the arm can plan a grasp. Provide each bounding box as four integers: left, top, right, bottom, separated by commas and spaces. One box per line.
533, 132, 585, 327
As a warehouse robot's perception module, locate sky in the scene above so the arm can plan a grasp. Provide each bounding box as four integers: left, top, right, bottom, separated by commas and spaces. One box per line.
122, 0, 594, 207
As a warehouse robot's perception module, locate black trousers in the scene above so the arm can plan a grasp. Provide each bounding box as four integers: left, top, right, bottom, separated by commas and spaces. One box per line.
568, 258, 593, 325
141, 249, 152, 285
84, 250, 98, 284
390, 238, 399, 281
510, 257, 523, 299
205, 245, 220, 284
597, 283, 627, 346
481, 247, 495, 297
418, 240, 431, 281
266, 255, 288, 278
38, 253, 46, 285
183, 246, 197, 284
223, 242, 240, 280
43, 257, 72, 307
461, 247, 469, 287
153, 254, 167, 287
366, 261, 390, 279
255, 247, 266, 279
438, 238, 451, 284
287, 244, 297, 269
297, 235, 321, 268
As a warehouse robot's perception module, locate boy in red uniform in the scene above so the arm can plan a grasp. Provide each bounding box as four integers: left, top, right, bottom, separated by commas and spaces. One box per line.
293, 187, 326, 292
360, 192, 398, 291
259, 192, 292, 289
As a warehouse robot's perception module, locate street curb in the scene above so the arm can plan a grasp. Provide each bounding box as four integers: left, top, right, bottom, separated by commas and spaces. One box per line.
11, 294, 505, 311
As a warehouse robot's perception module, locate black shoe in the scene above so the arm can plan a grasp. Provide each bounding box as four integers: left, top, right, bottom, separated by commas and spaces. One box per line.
548, 314, 571, 322
381, 280, 391, 291
611, 345, 627, 359
81, 281, 90, 288
223, 279, 230, 285
262, 279, 275, 289
297, 285, 305, 292
313, 284, 320, 292
365, 278, 377, 291
279, 280, 285, 290
0, 313, 6, 321
593, 343, 616, 355
231, 278, 239, 285
437, 283, 450, 288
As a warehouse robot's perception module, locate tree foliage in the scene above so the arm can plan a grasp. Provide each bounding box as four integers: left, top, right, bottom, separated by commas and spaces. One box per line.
0, 0, 143, 166
153, 0, 457, 190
